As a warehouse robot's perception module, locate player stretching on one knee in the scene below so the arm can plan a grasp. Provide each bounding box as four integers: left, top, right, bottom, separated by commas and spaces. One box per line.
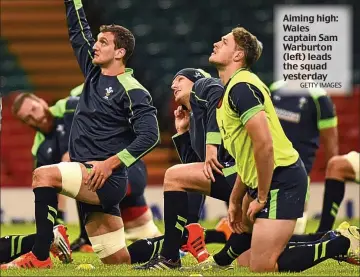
69, 84, 161, 251
317, 151, 360, 232
184, 26, 359, 272
1, 0, 159, 269
134, 68, 237, 270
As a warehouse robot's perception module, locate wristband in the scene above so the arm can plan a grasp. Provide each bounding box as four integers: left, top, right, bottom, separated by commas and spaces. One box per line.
256, 197, 267, 204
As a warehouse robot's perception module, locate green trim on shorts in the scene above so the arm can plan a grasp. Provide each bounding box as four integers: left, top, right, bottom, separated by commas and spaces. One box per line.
269, 189, 279, 219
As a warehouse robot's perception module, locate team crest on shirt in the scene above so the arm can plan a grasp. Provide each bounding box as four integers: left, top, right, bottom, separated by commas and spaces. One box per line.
298, 97, 307, 109
56, 124, 65, 136
104, 87, 113, 100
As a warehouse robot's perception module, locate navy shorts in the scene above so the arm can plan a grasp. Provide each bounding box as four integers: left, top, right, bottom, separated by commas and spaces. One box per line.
120, 160, 148, 210
187, 162, 236, 222
79, 164, 128, 224
210, 163, 237, 202
247, 158, 307, 220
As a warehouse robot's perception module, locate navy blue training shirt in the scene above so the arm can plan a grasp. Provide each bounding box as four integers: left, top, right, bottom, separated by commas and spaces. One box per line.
172, 77, 233, 165
32, 97, 79, 168
270, 80, 337, 174
65, 0, 160, 174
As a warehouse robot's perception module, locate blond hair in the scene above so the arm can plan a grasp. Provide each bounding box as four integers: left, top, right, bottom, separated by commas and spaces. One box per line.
232, 27, 263, 67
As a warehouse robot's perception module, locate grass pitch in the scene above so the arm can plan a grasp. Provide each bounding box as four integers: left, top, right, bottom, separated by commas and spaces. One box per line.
1, 219, 359, 276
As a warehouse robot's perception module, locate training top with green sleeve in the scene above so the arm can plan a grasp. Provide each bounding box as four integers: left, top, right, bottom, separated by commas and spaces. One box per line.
216, 69, 299, 189
31, 96, 79, 168
270, 80, 337, 174
65, 0, 160, 175
70, 83, 84, 97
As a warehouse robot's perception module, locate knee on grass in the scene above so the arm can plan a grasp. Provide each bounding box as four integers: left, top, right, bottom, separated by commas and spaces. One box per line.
89, 228, 130, 264
249, 252, 278, 272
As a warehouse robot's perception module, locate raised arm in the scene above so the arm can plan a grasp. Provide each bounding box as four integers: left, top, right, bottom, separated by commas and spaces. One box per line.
172, 105, 201, 163
64, 0, 95, 76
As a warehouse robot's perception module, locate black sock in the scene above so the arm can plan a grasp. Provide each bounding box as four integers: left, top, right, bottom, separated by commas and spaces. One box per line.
213, 233, 252, 266
76, 201, 90, 243
288, 232, 327, 245
187, 192, 205, 224
317, 179, 345, 232
160, 191, 188, 261
32, 187, 58, 261
55, 210, 65, 225
0, 234, 36, 263
181, 228, 189, 245
128, 232, 189, 264
205, 230, 227, 244
128, 235, 165, 264
278, 235, 350, 272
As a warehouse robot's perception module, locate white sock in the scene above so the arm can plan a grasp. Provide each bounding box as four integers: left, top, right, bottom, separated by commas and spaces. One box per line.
293, 212, 308, 235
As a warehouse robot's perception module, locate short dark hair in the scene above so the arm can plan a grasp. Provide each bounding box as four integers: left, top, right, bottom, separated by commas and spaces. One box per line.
99, 24, 135, 63
12, 93, 39, 116
232, 27, 263, 68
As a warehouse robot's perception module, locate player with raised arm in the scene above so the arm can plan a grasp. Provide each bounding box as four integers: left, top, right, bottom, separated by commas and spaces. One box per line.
68, 84, 161, 250
1, 0, 159, 269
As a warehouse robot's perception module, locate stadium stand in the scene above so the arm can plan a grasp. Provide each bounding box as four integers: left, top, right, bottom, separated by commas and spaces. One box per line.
1, 0, 359, 187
